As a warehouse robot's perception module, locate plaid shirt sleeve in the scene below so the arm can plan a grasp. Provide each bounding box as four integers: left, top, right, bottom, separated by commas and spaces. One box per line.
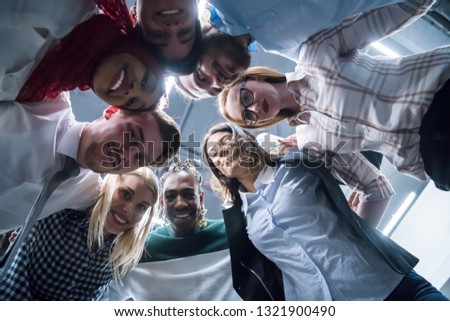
328, 152, 395, 203
304, 0, 435, 56
0, 229, 35, 300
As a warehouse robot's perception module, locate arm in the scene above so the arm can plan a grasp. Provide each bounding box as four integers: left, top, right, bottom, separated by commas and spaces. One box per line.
306, 0, 435, 55
327, 152, 395, 228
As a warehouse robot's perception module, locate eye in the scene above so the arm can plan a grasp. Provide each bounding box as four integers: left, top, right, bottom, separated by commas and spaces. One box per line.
197, 69, 206, 82
178, 27, 192, 38
141, 72, 148, 88
137, 203, 149, 214
165, 193, 176, 201
151, 32, 165, 39
120, 189, 131, 199
240, 90, 253, 107
207, 147, 218, 158
184, 192, 196, 199
125, 98, 135, 108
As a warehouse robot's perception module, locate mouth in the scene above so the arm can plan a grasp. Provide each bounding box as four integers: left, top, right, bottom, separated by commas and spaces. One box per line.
108, 66, 129, 94
111, 210, 128, 225
263, 99, 269, 114
171, 212, 193, 220
159, 9, 181, 16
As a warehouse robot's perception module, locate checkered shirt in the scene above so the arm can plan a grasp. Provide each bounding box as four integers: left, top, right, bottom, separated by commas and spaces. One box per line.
286, 0, 449, 181
0, 209, 114, 300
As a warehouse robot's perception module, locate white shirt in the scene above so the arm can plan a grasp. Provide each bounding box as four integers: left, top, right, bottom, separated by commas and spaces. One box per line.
239, 164, 403, 300
0, 92, 101, 233
286, 0, 447, 181
0, 0, 97, 100
109, 250, 241, 301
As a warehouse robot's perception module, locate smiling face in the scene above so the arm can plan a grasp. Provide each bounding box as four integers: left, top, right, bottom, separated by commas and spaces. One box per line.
224, 78, 282, 126
104, 174, 155, 236
161, 170, 204, 237
177, 32, 251, 98
132, 0, 198, 63
77, 110, 163, 174
92, 53, 165, 110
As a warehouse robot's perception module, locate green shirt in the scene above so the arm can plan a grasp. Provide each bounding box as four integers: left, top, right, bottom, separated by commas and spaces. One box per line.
140, 219, 229, 262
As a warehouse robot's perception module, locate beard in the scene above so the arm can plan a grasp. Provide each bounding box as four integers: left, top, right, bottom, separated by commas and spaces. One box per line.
202, 32, 251, 73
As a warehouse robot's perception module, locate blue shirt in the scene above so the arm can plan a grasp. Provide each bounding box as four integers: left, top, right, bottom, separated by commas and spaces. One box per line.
239, 164, 403, 300
207, 0, 405, 61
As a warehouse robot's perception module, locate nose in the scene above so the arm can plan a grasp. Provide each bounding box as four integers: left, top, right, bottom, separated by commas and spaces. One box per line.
174, 195, 187, 209
121, 201, 133, 217
212, 75, 226, 89
164, 19, 180, 28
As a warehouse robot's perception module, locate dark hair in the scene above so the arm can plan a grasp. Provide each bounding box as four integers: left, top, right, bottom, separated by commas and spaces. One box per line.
150, 109, 181, 168
201, 122, 274, 205
153, 19, 203, 75
159, 159, 203, 192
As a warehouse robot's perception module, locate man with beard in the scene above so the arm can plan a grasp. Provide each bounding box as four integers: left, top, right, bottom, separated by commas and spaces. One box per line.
108, 159, 241, 300
174, 0, 409, 100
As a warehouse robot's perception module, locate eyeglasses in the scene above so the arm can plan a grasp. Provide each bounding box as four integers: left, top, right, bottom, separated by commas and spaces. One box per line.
240, 80, 258, 126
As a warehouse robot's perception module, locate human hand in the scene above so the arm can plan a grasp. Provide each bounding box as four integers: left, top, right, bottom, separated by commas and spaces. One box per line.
277, 134, 297, 154
348, 190, 360, 212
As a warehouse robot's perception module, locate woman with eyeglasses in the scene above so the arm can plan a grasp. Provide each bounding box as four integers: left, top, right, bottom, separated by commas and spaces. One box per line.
219, 67, 395, 227
217, 0, 450, 192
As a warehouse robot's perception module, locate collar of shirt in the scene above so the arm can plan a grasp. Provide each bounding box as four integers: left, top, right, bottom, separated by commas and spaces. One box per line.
57, 121, 88, 159
206, 3, 258, 52
238, 165, 276, 213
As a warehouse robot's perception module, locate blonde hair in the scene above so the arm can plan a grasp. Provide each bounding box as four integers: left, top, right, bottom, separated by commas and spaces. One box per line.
87, 167, 158, 281
218, 66, 293, 129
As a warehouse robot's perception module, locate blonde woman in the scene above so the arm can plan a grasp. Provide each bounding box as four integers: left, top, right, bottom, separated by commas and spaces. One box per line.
217, 0, 450, 191
0, 167, 158, 300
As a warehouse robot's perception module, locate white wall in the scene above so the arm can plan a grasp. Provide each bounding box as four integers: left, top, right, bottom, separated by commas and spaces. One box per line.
390, 183, 450, 289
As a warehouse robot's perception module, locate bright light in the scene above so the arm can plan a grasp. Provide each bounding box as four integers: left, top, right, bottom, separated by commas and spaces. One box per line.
198, 0, 207, 14
382, 192, 416, 235
165, 76, 175, 94
370, 41, 400, 58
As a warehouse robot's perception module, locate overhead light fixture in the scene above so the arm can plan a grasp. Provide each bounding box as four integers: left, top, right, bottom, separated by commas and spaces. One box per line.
370, 41, 400, 57
382, 192, 416, 236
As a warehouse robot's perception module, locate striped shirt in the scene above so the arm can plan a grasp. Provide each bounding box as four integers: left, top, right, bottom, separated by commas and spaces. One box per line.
0, 210, 114, 300
239, 164, 404, 300
286, 0, 449, 181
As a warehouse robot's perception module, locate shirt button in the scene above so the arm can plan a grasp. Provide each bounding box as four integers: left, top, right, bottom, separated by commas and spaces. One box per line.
270, 10, 275, 16
246, 25, 251, 31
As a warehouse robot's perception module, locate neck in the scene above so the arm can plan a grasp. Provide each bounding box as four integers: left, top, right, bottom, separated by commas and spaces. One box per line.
275, 82, 301, 114
239, 172, 259, 194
